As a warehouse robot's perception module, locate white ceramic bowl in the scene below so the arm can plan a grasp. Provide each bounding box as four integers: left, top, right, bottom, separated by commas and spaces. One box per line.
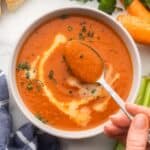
9, 7, 141, 139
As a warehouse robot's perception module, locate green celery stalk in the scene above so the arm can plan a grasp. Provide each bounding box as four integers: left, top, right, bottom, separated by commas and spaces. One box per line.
114, 143, 125, 150
143, 81, 150, 107
136, 78, 148, 105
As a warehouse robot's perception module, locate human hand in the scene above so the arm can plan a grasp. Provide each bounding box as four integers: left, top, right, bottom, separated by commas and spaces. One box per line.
104, 103, 150, 150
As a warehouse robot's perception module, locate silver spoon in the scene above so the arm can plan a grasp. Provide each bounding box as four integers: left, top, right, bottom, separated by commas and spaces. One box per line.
65, 40, 132, 119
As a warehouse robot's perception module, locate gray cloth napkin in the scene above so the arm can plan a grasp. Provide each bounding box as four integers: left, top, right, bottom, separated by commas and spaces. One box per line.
0, 71, 60, 150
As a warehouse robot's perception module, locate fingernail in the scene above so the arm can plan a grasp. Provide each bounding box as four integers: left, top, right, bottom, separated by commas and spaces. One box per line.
133, 114, 148, 129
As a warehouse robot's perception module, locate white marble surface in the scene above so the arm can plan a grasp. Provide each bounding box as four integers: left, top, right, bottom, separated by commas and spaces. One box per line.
0, 0, 149, 150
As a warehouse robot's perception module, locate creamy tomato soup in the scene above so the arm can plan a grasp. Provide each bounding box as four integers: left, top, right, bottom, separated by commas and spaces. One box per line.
16, 15, 133, 131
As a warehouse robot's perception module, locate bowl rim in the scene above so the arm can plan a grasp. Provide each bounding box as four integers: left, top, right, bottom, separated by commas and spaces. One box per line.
8, 6, 141, 139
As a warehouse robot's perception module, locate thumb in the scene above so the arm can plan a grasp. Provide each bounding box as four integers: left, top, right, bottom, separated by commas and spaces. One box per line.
126, 114, 149, 150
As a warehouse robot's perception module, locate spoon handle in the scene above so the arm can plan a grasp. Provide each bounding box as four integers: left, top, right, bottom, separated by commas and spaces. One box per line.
99, 77, 132, 120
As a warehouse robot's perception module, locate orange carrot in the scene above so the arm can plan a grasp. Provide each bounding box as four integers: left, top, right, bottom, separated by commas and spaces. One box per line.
117, 14, 150, 45
121, 0, 150, 21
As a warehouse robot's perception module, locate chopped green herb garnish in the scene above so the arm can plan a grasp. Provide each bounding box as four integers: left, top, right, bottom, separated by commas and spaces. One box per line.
36, 114, 42, 120
48, 70, 57, 83
67, 66, 72, 73
68, 38, 73, 41
91, 89, 96, 94
48, 70, 54, 80
87, 31, 94, 38
79, 32, 85, 40
25, 71, 30, 79
26, 82, 33, 90
59, 14, 69, 19
62, 55, 66, 62
82, 26, 87, 33
17, 62, 30, 71
35, 114, 48, 123
67, 25, 73, 32
80, 54, 84, 59
69, 90, 73, 94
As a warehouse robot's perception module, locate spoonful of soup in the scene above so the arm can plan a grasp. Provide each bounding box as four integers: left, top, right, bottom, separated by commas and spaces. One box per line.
64, 40, 132, 120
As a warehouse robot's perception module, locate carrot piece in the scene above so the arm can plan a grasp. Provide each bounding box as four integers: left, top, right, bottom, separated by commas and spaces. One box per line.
64, 40, 103, 83
121, 0, 150, 22
117, 14, 150, 45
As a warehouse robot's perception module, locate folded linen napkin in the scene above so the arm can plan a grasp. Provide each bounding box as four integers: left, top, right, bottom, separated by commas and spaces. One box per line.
0, 71, 60, 150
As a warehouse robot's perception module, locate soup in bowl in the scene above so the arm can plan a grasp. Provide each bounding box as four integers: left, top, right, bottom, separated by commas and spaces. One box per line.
9, 7, 141, 139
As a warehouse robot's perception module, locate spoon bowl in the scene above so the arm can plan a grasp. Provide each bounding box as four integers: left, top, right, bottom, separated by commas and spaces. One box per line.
64, 40, 104, 83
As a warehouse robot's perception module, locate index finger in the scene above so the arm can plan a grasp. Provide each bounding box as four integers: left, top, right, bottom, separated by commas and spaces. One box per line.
110, 112, 130, 128
126, 103, 150, 118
